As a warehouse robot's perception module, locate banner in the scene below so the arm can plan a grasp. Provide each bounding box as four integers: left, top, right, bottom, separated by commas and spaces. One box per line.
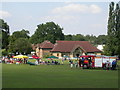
95, 56, 117, 67
95, 57, 102, 67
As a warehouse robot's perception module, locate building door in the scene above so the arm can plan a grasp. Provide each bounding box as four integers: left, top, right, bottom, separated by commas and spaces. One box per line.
73, 48, 83, 57
76, 54, 80, 57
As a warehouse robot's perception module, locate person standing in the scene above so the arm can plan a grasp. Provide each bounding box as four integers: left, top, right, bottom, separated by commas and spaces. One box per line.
37, 58, 40, 64
81, 57, 84, 64
105, 61, 111, 70
61, 58, 64, 65
78, 59, 81, 68
112, 60, 117, 70
74, 60, 78, 68
69, 60, 73, 68
83, 59, 89, 69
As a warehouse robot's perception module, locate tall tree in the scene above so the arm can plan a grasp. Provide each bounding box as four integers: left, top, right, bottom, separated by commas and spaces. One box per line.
104, 2, 120, 57
30, 22, 64, 44
114, 3, 120, 57
104, 2, 115, 56
0, 19, 10, 49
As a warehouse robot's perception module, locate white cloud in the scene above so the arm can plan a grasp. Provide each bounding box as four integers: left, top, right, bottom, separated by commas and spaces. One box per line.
37, 3, 104, 35
90, 5, 102, 13
0, 10, 11, 18
52, 4, 102, 14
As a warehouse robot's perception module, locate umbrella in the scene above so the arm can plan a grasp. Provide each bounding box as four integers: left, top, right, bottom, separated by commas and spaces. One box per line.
48, 56, 58, 59
13, 55, 28, 58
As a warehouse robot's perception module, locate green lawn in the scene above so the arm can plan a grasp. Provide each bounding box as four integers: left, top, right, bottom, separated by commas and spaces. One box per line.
2, 62, 118, 88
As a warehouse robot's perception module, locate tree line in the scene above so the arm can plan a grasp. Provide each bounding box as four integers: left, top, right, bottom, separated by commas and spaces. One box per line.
0, 20, 107, 55
0, 2, 119, 58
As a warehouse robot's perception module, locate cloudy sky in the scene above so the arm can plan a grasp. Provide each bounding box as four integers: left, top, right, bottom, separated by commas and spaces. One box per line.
1, 1, 113, 36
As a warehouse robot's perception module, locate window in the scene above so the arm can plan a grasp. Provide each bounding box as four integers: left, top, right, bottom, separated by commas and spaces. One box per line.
57, 53, 59, 57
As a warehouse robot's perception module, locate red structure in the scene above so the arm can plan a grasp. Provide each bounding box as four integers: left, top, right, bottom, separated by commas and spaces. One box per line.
79, 55, 96, 68
32, 55, 40, 59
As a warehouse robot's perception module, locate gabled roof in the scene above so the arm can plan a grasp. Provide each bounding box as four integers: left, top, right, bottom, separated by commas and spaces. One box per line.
51, 41, 101, 53
38, 40, 54, 49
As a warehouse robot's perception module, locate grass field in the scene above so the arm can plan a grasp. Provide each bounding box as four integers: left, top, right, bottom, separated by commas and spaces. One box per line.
2, 60, 119, 88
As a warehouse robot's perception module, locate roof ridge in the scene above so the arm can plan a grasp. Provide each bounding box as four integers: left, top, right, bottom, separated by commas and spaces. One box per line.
57, 41, 89, 42
40, 40, 54, 48
40, 40, 49, 48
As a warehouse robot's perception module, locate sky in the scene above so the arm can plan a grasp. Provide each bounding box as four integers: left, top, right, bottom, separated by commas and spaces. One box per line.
0, 1, 114, 36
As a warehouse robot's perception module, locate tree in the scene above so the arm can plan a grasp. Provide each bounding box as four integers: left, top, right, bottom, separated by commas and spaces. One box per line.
0, 19, 10, 49
9, 38, 32, 54
85, 34, 97, 45
30, 22, 64, 44
9, 29, 30, 43
8, 29, 31, 54
106, 2, 116, 56
72, 34, 86, 41
104, 2, 120, 57
114, 3, 120, 57
95, 35, 107, 45
64, 34, 73, 41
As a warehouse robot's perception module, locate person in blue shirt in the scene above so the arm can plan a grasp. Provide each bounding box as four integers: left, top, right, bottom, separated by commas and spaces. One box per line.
81, 57, 85, 64
112, 60, 117, 70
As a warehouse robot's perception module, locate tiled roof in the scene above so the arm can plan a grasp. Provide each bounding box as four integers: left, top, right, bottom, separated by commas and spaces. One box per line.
51, 41, 101, 53
38, 40, 54, 49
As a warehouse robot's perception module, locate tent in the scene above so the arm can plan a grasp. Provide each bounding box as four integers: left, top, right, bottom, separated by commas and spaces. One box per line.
32, 55, 40, 59
13, 55, 28, 58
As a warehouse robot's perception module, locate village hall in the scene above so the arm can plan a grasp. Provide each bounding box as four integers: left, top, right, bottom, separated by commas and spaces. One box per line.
32, 40, 101, 58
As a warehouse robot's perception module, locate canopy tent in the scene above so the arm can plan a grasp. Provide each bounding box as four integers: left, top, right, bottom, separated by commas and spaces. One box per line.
32, 55, 40, 59
13, 55, 28, 58
48, 56, 58, 59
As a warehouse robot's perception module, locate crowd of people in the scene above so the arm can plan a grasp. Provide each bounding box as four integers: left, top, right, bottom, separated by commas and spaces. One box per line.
1, 56, 28, 64
0, 55, 118, 70
69, 57, 94, 69
102, 60, 117, 70
33, 59, 61, 65
0, 56, 61, 65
